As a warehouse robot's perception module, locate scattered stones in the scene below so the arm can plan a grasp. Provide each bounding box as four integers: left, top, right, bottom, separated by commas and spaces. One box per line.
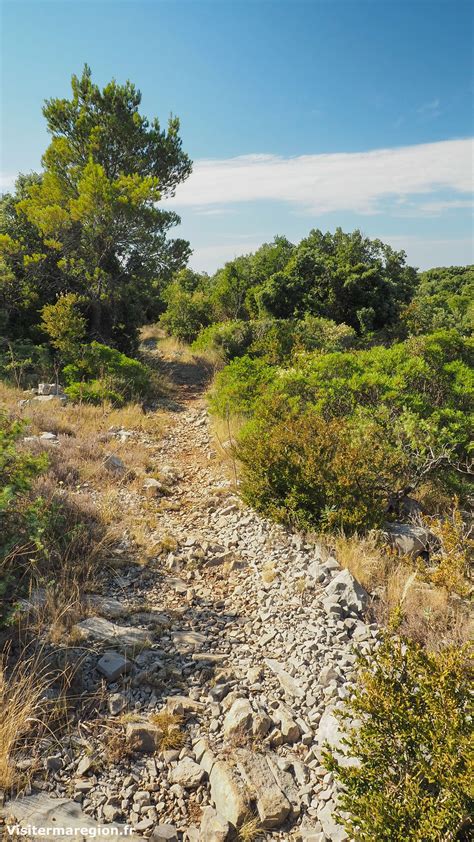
264, 658, 305, 698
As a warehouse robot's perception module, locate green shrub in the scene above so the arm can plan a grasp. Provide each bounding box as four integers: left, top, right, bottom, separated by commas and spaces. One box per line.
0, 418, 48, 623
402, 265, 473, 337
209, 356, 277, 417
192, 320, 253, 361
160, 283, 212, 343
212, 330, 472, 530
325, 634, 473, 841
63, 341, 153, 404
237, 401, 403, 532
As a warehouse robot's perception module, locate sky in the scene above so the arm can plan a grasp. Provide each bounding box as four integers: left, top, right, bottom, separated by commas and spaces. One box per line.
1, 0, 473, 272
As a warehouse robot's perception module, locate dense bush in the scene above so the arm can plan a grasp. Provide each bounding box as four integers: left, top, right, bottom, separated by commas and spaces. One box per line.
63, 341, 153, 405
326, 634, 473, 841
160, 284, 212, 343
193, 316, 357, 365
212, 331, 472, 530
403, 265, 473, 336
237, 403, 404, 531
192, 320, 253, 361
209, 356, 278, 417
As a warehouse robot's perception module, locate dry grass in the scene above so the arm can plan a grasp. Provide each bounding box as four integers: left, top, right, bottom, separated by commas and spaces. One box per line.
0, 648, 67, 793
261, 562, 277, 584
332, 530, 472, 651
150, 710, 186, 750
334, 532, 392, 592
238, 813, 263, 842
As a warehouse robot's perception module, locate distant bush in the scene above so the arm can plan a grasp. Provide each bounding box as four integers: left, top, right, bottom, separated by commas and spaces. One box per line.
326, 634, 473, 841
192, 320, 253, 361
160, 283, 212, 343
402, 265, 473, 336
63, 341, 153, 405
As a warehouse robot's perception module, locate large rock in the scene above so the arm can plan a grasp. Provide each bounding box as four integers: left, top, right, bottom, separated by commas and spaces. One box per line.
264, 658, 304, 698
169, 758, 206, 788
150, 826, 179, 842
85, 595, 126, 619
199, 806, 231, 841
223, 698, 253, 738
383, 522, 439, 559
104, 454, 126, 474
73, 617, 150, 652
125, 721, 162, 753
235, 749, 291, 829
166, 695, 205, 717
96, 651, 130, 682
3, 794, 141, 840
325, 568, 369, 615
209, 760, 249, 826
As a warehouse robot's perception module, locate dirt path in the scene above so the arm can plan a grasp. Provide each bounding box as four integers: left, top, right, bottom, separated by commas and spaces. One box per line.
6, 352, 374, 841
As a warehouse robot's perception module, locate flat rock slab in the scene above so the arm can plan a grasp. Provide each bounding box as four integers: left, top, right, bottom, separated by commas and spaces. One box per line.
172, 629, 207, 650
73, 616, 150, 652
3, 794, 141, 840
264, 658, 304, 698
85, 595, 127, 619
235, 749, 291, 829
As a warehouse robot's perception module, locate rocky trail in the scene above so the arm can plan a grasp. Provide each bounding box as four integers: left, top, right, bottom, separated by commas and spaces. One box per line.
4, 355, 378, 842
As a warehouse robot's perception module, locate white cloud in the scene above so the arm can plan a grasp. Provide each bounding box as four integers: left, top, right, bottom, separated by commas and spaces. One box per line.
0, 173, 16, 193
165, 138, 473, 216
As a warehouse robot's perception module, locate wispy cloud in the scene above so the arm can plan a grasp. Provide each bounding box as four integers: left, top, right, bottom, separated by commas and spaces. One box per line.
165, 138, 473, 216
417, 98, 441, 119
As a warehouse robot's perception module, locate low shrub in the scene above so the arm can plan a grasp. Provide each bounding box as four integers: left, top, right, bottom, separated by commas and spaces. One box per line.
326, 633, 473, 841
63, 341, 154, 405
237, 401, 406, 532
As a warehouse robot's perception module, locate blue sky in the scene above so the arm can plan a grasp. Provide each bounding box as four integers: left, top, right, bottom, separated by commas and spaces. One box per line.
1, 0, 473, 271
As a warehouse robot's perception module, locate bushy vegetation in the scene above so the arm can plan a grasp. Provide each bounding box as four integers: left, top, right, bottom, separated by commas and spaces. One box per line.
326, 633, 473, 841
62, 341, 154, 405
210, 330, 472, 532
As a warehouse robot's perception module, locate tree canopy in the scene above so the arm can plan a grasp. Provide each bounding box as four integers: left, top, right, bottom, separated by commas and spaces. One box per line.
0, 65, 192, 351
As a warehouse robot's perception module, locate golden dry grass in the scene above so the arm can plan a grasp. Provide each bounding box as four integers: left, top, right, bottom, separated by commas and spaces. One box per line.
150, 710, 186, 750
332, 530, 472, 651
0, 648, 63, 793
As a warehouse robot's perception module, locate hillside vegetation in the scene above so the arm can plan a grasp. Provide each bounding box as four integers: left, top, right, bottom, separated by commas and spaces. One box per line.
0, 67, 472, 841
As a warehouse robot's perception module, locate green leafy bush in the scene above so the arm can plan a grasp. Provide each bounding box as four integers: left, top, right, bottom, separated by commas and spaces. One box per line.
0, 418, 48, 622
192, 320, 253, 361
212, 331, 472, 530
209, 356, 277, 417
63, 341, 153, 405
325, 634, 473, 841
402, 265, 473, 336
160, 283, 212, 343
